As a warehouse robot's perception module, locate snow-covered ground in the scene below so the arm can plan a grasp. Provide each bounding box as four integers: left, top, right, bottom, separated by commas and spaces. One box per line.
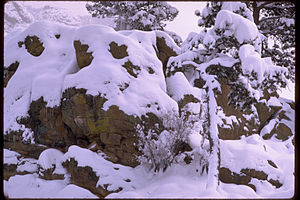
4, 133, 294, 198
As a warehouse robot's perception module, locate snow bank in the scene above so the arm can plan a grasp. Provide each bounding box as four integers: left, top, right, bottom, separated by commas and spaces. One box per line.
166, 72, 201, 102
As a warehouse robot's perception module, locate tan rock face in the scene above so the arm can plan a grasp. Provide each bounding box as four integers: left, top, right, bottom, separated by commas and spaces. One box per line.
3, 130, 47, 159
156, 36, 178, 76
73, 40, 94, 69
109, 42, 129, 59
28, 97, 77, 150
211, 75, 293, 141
4, 61, 19, 88
61, 87, 141, 167
18, 35, 45, 57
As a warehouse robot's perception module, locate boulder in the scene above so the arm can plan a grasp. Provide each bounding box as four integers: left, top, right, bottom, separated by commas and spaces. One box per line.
18, 35, 44, 56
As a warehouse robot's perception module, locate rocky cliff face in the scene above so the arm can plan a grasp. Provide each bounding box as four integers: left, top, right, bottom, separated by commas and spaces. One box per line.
4, 22, 294, 197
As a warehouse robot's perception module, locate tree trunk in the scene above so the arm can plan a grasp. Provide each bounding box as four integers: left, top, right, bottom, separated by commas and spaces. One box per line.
252, 2, 260, 25
206, 88, 220, 189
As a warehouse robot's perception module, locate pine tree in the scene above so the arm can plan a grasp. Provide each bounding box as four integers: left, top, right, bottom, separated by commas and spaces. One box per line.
168, 1, 290, 189
195, 1, 295, 82
86, 1, 179, 31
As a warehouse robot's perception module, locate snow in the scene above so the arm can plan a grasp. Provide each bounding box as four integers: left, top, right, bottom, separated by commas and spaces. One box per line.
4, 137, 294, 198
215, 10, 259, 44
4, 22, 180, 136
4, 149, 21, 165
63, 145, 142, 192
3, 2, 295, 199
17, 158, 38, 173
221, 2, 254, 22
220, 135, 294, 197
38, 148, 64, 170
166, 72, 201, 102
238, 44, 286, 85
4, 173, 97, 198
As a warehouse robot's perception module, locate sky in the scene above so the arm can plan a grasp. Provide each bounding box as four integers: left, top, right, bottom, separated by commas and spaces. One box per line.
22, 1, 206, 40
166, 1, 206, 39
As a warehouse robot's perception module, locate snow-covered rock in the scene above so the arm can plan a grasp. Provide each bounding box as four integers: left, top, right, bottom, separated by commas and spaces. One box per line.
4, 21, 182, 169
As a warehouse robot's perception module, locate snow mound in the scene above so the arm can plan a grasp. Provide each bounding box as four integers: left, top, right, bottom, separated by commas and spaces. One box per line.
38, 148, 64, 170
